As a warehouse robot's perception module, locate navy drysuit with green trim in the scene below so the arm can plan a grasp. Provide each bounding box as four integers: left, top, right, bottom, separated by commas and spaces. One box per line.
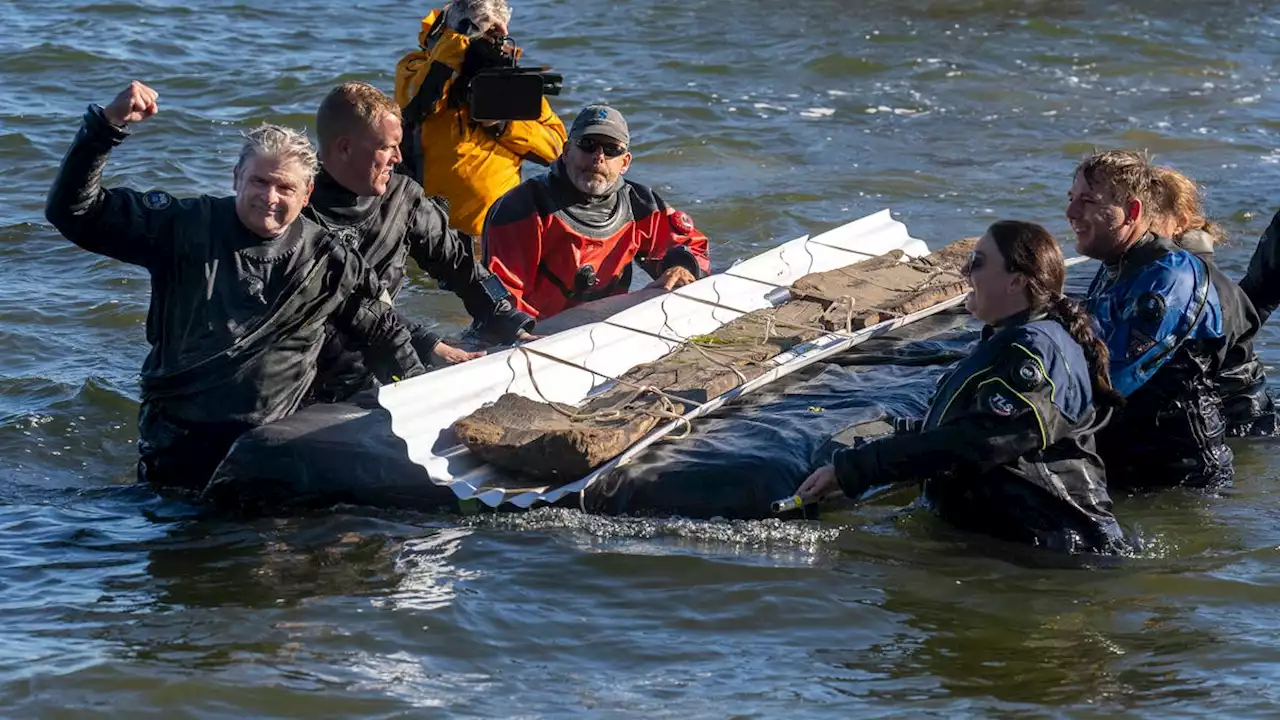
831, 312, 1126, 554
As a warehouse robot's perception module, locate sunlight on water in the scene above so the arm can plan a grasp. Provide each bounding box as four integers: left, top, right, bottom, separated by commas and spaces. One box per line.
5, 0, 1280, 715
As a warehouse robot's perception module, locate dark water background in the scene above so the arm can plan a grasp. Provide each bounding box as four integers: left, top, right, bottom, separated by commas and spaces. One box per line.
5, 0, 1280, 716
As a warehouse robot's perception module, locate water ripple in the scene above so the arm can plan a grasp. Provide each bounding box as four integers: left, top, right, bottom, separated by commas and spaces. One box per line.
4, 0, 1280, 715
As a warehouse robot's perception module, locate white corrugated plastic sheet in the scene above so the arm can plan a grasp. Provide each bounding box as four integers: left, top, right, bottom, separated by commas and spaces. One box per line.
374, 208, 933, 508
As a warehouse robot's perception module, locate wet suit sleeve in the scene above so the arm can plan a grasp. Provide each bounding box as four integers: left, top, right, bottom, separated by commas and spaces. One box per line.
492, 98, 568, 167
1099, 252, 1217, 398
405, 192, 534, 341
44, 104, 181, 269
399, 311, 442, 359
1240, 208, 1280, 324
331, 251, 428, 384
634, 190, 712, 281
482, 191, 546, 318
831, 341, 1067, 500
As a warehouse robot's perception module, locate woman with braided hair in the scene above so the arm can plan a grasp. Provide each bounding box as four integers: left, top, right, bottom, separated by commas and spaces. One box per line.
797, 221, 1128, 554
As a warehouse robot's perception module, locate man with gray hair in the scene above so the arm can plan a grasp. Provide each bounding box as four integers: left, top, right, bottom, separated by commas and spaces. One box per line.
483, 104, 710, 320
44, 80, 426, 493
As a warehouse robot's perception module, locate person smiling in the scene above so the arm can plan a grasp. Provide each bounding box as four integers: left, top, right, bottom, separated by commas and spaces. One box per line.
797, 221, 1127, 554
43, 81, 426, 492
303, 82, 535, 403
481, 105, 711, 320
1067, 150, 1258, 490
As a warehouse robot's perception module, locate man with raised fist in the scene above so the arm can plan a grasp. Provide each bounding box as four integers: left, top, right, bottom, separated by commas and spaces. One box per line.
44, 81, 427, 493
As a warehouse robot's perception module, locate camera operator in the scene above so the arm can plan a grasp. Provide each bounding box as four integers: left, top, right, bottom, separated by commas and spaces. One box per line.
394, 0, 567, 241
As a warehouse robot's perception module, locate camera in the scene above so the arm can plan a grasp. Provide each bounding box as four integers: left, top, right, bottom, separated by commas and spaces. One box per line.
462, 36, 563, 122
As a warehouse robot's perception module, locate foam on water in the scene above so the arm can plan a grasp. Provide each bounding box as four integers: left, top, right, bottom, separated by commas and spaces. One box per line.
5, 0, 1280, 715
462, 507, 843, 567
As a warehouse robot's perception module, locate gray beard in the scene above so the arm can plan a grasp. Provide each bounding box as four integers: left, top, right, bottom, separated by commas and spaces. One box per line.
576, 178, 610, 196
570, 169, 615, 197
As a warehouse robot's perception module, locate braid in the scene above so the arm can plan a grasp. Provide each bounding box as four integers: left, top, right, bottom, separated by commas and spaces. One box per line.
1046, 294, 1124, 410
985, 220, 1124, 411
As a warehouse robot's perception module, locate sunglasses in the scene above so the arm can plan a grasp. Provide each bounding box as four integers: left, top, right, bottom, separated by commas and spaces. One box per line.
964, 251, 984, 275
575, 137, 627, 158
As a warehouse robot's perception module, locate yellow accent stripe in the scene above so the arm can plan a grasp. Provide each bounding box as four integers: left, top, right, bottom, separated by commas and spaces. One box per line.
1010, 342, 1058, 406
933, 364, 994, 427
977, 377, 1048, 451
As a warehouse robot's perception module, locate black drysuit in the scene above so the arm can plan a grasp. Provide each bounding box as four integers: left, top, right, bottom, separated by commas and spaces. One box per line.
302, 168, 533, 403
1240, 208, 1280, 326
830, 312, 1126, 554
44, 105, 426, 491
1177, 230, 1276, 437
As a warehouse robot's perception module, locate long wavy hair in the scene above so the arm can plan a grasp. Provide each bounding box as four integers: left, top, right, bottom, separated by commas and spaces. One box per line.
1151, 165, 1228, 247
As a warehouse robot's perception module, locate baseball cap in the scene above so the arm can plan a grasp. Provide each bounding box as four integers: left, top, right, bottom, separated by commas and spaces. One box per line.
569, 105, 629, 146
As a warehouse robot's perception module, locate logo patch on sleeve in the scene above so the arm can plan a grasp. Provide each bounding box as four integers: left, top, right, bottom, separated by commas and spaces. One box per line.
1127, 328, 1157, 358
669, 210, 695, 235
142, 190, 172, 211
1012, 358, 1045, 392
988, 392, 1016, 416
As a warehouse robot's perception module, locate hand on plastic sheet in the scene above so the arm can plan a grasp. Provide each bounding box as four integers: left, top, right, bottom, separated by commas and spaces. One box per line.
797, 464, 841, 504
432, 341, 486, 366
645, 265, 697, 291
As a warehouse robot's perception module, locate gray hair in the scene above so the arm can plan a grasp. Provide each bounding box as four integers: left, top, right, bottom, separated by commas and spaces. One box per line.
444, 0, 512, 35
233, 123, 318, 184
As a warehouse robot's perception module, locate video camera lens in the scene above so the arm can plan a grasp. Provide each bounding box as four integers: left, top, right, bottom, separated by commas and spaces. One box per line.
541, 72, 563, 96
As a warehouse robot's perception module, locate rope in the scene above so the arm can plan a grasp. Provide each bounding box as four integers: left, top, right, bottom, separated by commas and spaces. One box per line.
504, 251, 972, 447
673, 288, 897, 339
820, 259, 965, 296
515, 346, 695, 440
599, 318, 752, 383
685, 337, 749, 384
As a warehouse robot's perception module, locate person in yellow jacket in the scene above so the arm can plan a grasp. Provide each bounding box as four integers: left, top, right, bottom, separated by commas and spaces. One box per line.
394, 0, 567, 240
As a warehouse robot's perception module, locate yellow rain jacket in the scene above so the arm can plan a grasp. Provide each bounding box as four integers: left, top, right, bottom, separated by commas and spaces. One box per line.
394, 10, 567, 238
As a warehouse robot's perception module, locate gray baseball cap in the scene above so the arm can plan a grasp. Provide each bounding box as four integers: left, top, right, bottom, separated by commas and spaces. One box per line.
569, 105, 629, 146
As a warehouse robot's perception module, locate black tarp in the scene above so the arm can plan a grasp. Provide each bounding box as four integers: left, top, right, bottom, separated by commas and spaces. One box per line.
203, 390, 463, 514
203, 309, 981, 518
580, 311, 976, 519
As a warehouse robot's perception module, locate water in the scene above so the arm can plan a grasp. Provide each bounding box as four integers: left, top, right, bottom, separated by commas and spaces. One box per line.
4, 0, 1280, 715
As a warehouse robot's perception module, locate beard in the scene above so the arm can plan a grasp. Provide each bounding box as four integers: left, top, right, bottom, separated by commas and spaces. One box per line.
569, 165, 617, 197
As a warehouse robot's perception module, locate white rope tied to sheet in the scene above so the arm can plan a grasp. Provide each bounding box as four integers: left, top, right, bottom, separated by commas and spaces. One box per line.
515, 345, 695, 441
506, 249, 1090, 478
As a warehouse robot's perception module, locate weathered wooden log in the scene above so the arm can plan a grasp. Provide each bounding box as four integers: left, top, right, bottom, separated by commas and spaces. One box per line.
452, 238, 975, 481
454, 392, 677, 481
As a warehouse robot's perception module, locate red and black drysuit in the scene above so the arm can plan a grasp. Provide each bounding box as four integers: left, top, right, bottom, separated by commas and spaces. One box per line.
482, 159, 710, 319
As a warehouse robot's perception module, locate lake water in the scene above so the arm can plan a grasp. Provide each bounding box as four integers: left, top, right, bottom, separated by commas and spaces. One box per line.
4, 0, 1280, 716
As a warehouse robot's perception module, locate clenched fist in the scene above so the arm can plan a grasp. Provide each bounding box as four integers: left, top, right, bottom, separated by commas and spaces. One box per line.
103, 81, 159, 127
